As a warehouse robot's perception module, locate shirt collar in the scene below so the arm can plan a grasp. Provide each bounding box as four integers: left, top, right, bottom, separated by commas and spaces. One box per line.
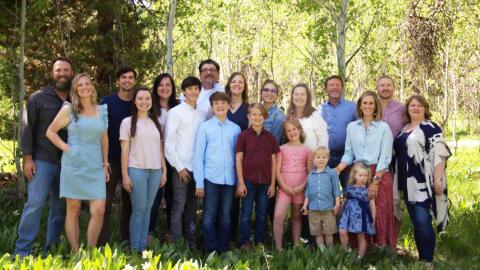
213, 116, 228, 125
326, 97, 347, 107
247, 126, 265, 135
311, 166, 333, 174
356, 119, 379, 127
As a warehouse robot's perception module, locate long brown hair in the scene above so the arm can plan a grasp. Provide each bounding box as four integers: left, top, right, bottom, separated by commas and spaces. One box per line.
287, 83, 316, 119
70, 73, 97, 121
225, 72, 249, 103
356, 90, 382, 121
283, 119, 305, 143
130, 87, 162, 139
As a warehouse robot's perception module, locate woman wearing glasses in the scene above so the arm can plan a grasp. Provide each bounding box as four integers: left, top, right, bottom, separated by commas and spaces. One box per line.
261, 79, 285, 145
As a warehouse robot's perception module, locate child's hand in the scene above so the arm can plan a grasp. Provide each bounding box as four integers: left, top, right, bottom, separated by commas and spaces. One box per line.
292, 186, 303, 195
332, 204, 340, 216
301, 206, 308, 215
267, 184, 276, 198
195, 188, 204, 198
236, 183, 247, 198
287, 186, 296, 196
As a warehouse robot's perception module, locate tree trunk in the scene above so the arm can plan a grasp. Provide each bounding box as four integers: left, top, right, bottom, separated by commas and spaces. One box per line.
336, 0, 349, 82
16, 0, 27, 195
166, 0, 177, 75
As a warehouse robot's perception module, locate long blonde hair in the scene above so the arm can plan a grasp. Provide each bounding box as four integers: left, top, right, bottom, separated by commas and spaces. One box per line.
70, 73, 98, 121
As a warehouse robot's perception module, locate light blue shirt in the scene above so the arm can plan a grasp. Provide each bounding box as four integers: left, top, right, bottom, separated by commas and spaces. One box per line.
319, 98, 357, 152
341, 120, 393, 172
304, 167, 341, 211
263, 104, 285, 145
194, 116, 241, 188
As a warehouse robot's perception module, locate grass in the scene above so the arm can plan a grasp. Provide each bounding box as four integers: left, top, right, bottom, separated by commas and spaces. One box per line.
0, 146, 478, 269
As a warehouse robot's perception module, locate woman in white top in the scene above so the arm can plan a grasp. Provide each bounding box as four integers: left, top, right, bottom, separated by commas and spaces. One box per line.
286, 83, 328, 150
120, 87, 167, 252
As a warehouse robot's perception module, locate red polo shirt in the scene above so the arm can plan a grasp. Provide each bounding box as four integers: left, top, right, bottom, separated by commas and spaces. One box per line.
236, 127, 280, 184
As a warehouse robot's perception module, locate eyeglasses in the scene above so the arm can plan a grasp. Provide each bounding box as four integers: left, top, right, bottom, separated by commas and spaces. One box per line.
200, 68, 218, 73
262, 88, 278, 94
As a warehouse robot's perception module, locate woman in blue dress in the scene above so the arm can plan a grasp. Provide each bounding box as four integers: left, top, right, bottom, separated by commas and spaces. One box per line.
46, 73, 109, 252
339, 161, 376, 259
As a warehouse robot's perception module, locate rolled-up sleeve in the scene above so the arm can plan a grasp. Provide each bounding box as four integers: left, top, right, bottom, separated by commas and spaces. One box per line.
341, 124, 354, 166
377, 125, 393, 172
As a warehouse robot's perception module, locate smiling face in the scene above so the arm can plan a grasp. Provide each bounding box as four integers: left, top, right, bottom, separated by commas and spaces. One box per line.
134, 90, 152, 113
118, 71, 136, 93
248, 107, 265, 128
156, 77, 173, 101
284, 121, 301, 142
184, 85, 200, 105
360, 95, 377, 118
313, 151, 329, 169
229, 74, 245, 96
212, 100, 229, 118
407, 98, 426, 122
292, 86, 308, 109
200, 63, 219, 89
325, 78, 343, 101
376, 77, 395, 100
75, 76, 94, 98
52, 60, 73, 92
261, 82, 279, 105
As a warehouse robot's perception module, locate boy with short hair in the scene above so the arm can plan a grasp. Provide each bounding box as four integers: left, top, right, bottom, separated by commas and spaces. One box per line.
301, 146, 341, 247
165, 76, 206, 249
194, 92, 241, 253
236, 102, 280, 248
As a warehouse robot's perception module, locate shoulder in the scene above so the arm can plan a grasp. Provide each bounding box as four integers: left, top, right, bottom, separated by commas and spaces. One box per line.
99, 94, 116, 104
419, 121, 443, 136
99, 103, 108, 112
347, 120, 361, 129
121, 116, 132, 125
29, 87, 49, 100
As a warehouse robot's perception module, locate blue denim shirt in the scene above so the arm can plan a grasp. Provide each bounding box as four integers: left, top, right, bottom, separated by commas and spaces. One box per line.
194, 116, 241, 188
341, 120, 393, 172
319, 98, 357, 152
305, 167, 341, 211
263, 104, 285, 145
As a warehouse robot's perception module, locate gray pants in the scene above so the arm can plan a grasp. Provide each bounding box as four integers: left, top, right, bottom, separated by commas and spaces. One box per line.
170, 170, 196, 247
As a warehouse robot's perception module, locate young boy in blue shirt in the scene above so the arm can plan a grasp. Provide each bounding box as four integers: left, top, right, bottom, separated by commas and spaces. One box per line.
194, 92, 241, 253
301, 146, 341, 247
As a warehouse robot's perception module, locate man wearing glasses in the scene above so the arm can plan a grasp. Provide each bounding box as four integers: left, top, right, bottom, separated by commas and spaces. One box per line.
195, 59, 225, 118
318, 75, 356, 188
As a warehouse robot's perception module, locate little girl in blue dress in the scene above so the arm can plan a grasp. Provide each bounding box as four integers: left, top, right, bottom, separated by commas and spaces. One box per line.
338, 161, 376, 259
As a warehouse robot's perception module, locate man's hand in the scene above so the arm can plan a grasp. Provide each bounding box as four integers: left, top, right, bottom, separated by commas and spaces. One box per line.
23, 156, 36, 181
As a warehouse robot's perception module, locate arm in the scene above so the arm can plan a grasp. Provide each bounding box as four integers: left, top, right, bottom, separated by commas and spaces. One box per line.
21, 96, 38, 180
294, 150, 313, 194
433, 159, 446, 195
159, 147, 168, 188
45, 106, 71, 152
369, 199, 376, 222
332, 172, 341, 215
275, 151, 294, 195
120, 140, 132, 192
315, 111, 329, 148
193, 125, 207, 197
301, 197, 309, 215
101, 131, 110, 182
235, 152, 247, 197
267, 154, 276, 198
337, 125, 354, 173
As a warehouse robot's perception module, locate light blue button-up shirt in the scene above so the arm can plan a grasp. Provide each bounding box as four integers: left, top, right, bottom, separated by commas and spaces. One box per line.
304, 167, 341, 211
263, 104, 285, 145
341, 120, 393, 172
194, 116, 241, 188
319, 98, 357, 152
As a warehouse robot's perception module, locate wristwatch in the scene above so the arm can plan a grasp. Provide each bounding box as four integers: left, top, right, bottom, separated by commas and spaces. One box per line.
373, 175, 381, 183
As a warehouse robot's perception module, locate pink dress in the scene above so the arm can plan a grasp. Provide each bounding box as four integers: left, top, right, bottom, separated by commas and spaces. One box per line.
276, 144, 312, 204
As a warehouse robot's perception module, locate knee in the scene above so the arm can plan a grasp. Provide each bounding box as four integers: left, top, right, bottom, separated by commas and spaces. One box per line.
273, 211, 284, 223
90, 205, 105, 218
339, 230, 348, 238
67, 204, 81, 218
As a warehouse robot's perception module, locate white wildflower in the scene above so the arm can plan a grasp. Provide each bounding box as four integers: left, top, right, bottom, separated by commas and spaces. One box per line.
142, 250, 153, 259
122, 264, 135, 270
142, 262, 151, 270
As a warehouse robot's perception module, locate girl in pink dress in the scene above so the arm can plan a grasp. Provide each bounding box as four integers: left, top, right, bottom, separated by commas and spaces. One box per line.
273, 119, 313, 250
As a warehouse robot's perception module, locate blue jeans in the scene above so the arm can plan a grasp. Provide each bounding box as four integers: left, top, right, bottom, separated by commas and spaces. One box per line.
239, 181, 269, 245
128, 167, 162, 252
201, 179, 235, 252
406, 200, 435, 262
15, 160, 65, 257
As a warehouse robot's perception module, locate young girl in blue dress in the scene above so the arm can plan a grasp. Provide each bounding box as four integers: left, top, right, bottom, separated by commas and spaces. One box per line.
338, 161, 376, 259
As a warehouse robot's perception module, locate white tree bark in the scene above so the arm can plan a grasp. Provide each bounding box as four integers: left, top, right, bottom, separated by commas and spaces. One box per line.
336, 0, 349, 82
166, 0, 177, 75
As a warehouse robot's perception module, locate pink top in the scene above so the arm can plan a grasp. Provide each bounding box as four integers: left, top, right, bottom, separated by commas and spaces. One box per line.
279, 144, 312, 173
119, 116, 163, 170
383, 100, 406, 138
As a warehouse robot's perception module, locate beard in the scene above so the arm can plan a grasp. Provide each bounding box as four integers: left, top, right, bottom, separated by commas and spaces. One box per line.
54, 78, 72, 92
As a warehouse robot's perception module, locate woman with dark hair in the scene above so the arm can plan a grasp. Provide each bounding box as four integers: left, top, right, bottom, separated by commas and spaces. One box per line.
120, 88, 167, 252
225, 71, 249, 243
336, 90, 396, 249
46, 73, 109, 252
261, 79, 285, 145
148, 73, 179, 243
393, 95, 451, 266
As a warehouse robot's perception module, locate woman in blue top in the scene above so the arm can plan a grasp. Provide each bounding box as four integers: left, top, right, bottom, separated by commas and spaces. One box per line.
225, 71, 249, 242
46, 73, 109, 252
336, 90, 396, 249
261, 79, 285, 145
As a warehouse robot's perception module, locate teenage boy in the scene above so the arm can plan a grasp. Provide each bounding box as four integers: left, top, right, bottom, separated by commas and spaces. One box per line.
98, 66, 137, 244
236, 103, 280, 248
194, 92, 241, 253
165, 76, 206, 249
301, 146, 341, 247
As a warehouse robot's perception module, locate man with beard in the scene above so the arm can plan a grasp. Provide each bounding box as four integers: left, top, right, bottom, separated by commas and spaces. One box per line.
183, 59, 224, 119
15, 57, 73, 257
376, 75, 405, 138
98, 66, 137, 245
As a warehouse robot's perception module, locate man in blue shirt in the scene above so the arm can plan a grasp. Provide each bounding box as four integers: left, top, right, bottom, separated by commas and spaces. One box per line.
318, 75, 356, 188
194, 92, 241, 253
98, 66, 136, 245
